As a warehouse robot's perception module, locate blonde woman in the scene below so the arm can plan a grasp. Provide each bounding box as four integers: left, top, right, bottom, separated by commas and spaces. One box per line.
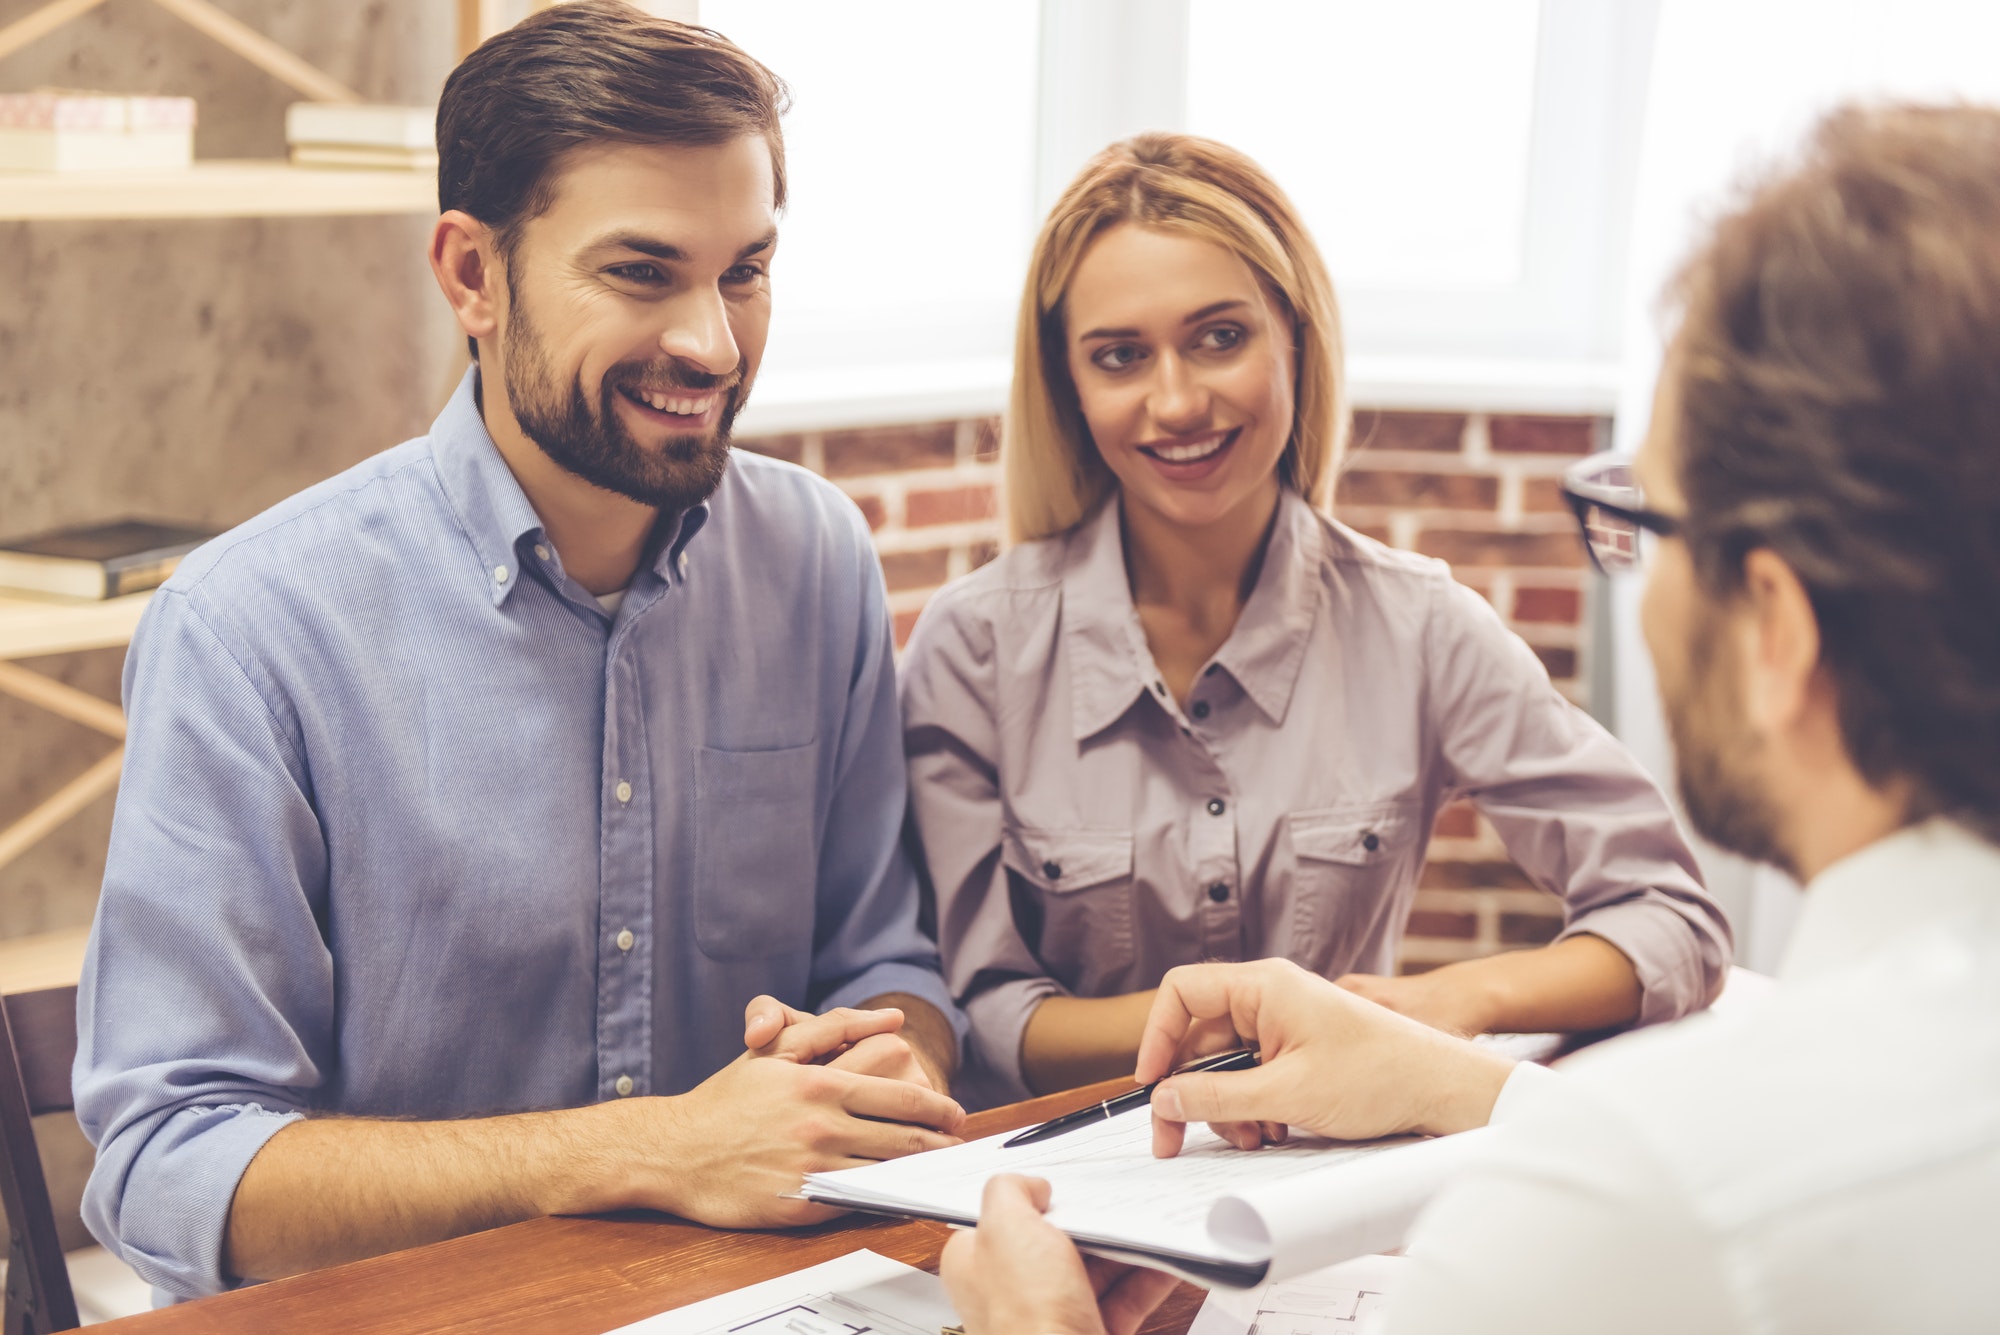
901, 134, 1730, 1104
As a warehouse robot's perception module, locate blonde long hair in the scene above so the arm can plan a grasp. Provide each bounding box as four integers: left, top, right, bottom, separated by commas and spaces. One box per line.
1003, 133, 1350, 544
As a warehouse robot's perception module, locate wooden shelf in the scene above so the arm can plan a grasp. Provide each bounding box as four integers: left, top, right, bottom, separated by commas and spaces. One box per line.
0, 926, 88, 994
0, 591, 151, 661
0, 160, 435, 221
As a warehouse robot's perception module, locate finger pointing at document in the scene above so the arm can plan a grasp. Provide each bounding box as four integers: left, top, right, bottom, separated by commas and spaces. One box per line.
1135, 960, 1516, 1158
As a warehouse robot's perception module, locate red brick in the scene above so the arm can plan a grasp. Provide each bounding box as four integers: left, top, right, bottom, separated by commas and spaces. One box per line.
1338, 470, 1498, 511
850, 493, 888, 530
1417, 529, 1585, 569
881, 548, 951, 592
1452, 574, 1495, 604
1512, 586, 1581, 624
906, 483, 997, 527
1421, 860, 1539, 891
894, 607, 923, 648
1522, 477, 1570, 513
974, 417, 1001, 461
734, 432, 807, 466
1499, 910, 1564, 945
1352, 410, 1467, 453
1432, 802, 1478, 839
1532, 645, 1578, 680
968, 539, 1000, 569
1406, 910, 1477, 939
1488, 415, 1597, 456
823, 422, 957, 477
1349, 522, 1394, 545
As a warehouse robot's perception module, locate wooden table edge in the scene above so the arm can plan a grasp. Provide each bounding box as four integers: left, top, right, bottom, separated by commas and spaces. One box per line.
93, 1077, 1209, 1335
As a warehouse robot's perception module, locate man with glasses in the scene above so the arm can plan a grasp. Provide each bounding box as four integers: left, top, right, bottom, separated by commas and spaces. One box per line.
938, 101, 2000, 1335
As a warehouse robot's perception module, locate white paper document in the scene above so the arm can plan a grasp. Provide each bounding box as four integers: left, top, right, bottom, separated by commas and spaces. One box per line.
801, 1105, 1492, 1289
607, 1248, 956, 1335
1189, 1253, 1409, 1335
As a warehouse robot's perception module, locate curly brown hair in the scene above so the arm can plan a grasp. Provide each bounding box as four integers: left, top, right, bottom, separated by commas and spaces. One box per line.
1669, 102, 2000, 838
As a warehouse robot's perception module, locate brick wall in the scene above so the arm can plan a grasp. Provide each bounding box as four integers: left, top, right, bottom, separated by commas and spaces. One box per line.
736, 407, 1605, 975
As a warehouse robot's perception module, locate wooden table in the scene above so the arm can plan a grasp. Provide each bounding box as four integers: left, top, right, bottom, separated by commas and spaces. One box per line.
94, 1079, 1206, 1335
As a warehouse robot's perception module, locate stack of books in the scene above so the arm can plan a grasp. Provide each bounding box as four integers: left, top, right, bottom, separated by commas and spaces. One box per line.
285, 103, 436, 171
0, 91, 196, 173
0, 519, 217, 600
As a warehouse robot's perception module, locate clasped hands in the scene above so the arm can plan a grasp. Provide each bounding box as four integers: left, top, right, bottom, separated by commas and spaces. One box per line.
940, 960, 1519, 1335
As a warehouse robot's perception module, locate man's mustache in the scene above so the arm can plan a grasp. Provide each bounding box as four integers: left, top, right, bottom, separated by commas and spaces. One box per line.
609, 360, 743, 397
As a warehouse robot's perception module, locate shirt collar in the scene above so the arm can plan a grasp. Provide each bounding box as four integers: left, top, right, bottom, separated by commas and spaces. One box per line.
1208, 489, 1325, 725
1779, 817, 2000, 984
1060, 488, 1327, 741
429, 364, 710, 608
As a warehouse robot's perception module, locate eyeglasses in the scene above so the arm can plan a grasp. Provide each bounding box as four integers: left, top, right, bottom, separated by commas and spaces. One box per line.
1559, 454, 1684, 576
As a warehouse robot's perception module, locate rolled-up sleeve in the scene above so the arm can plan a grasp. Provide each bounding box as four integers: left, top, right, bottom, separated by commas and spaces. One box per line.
77, 588, 327, 1298
901, 587, 1062, 1106
804, 517, 966, 1041
1424, 576, 1732, 1024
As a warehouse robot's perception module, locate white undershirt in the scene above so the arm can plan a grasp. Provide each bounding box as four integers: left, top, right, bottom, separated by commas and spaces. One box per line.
595, 588, 627, 615
1393, 820, 2000, 1334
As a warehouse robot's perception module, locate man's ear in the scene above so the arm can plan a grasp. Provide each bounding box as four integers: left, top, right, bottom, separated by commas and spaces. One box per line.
429, 210, 502, 346
1736, 548, 1824, 736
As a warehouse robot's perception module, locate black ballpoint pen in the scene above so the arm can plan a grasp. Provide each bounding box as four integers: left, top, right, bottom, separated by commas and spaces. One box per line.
1001, 1048, 1261, 1148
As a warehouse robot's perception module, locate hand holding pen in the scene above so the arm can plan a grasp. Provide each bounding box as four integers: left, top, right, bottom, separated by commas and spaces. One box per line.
1002, 1048, 1261, 1147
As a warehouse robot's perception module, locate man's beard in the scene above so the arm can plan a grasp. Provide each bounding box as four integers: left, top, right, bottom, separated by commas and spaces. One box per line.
1663, 598, 1796, 878
501, 292, 744, 513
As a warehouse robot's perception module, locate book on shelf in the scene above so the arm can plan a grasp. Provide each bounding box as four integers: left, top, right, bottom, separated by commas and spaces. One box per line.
286, 102, 434, 149
0, 519, 217, 600
289, 143, 438, 171
0, 90, 196, 173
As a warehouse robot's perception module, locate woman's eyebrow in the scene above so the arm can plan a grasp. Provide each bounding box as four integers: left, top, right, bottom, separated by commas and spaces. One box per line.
1076, 298, 1250, 342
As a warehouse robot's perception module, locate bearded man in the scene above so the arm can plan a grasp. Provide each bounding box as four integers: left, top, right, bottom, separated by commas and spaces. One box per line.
76, 1, 963, 1302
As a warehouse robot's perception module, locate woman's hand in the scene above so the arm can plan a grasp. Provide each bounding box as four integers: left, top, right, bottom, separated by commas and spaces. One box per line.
1332, 968, 1497, 1036
1136, 959, 1516, 1158
940, 1175, 1179, 1335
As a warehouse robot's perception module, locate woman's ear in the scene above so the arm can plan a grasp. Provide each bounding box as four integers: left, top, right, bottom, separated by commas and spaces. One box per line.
429, 210, 503, 348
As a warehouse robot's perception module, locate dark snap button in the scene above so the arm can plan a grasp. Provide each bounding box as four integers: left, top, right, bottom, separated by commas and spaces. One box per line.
1206, 798, 1227, 817
1208, 882, 1229, 903
1362, 831, 1381, 852
1042, 860, 1062, 881
1153, 680, 1167, 697
1191, 700, 1211, 720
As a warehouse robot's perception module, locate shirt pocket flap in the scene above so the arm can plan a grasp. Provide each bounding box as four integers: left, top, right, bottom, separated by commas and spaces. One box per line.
1002, 827, 1133, 893
1289, 805, 1421, 867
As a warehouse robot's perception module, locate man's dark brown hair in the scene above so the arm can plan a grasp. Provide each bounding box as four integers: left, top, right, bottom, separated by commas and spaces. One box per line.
1670, 102, 2000, 838
436, 0, 789, 357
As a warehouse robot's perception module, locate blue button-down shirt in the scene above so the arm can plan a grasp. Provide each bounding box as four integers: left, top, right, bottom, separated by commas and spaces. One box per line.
75, 367, 962, 1299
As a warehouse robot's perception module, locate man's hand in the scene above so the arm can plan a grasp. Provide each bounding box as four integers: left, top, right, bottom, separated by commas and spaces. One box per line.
1136, 959, 1516, 1159
742, 993, 957, 1093
940, 1175, 1178, 1335
570, 1043, 967, 1229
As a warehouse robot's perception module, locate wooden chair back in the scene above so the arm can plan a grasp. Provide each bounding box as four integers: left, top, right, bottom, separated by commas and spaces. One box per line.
0, 986, 81, 1334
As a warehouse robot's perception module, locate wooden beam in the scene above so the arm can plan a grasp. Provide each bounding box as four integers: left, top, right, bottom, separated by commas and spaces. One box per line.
0, 0, 110, 64
146, 0, 364, 104
0, 747, 122, 875
0, 662, 125, 739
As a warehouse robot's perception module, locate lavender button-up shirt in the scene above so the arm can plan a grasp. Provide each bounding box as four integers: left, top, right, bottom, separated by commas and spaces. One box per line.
902, 490, 1729, 1104
76, 367, 960, 1299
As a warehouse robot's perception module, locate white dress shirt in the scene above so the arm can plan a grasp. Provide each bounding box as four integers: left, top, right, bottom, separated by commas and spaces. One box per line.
1394, 818, 2000, 1334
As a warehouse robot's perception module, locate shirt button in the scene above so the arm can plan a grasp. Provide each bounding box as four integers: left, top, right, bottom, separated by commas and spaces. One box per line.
1362, 831, 1381, 852
616, 928, 635, 952
1207, 798, 1227, 817
1041, 860, 1062, 881
492, 564, 509, 584
678, 551, 690, 575
615, 780, 632, 803
1153, 680, 1167, 698
614, 1074, 634, 1097
1208, 882, 1229, 903
1191, 700, 1211, 720
534, 544, 550, 561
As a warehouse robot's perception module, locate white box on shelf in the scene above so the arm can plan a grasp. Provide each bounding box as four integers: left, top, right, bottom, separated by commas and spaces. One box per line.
0, 92, 196, 173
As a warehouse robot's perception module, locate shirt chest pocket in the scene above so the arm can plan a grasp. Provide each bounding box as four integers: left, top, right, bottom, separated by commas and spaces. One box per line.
1001, 826, 1136, 986
1287, 803, 1424, 967
693, 744, 819, 961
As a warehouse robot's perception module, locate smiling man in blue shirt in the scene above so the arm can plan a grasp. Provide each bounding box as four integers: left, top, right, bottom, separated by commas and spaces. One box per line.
74, 0, 964, 1300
